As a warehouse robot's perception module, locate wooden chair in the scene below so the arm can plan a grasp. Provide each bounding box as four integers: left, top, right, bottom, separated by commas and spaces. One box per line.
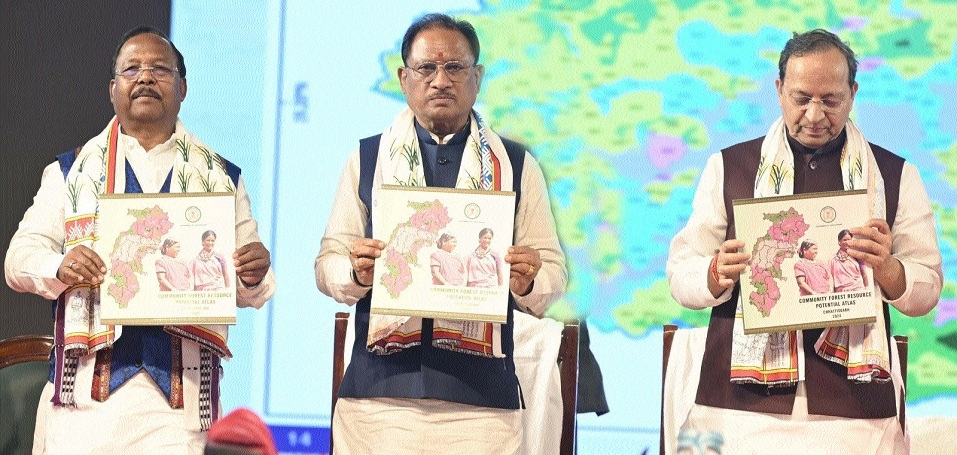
660, 325, 678, 455
0, 335, 53, 369
558, 320, 580, 455
893, 335, 908, 433
659, 326, 910, 454
328, 312, 350, 454
0, 335, 54, 454
329, 312, 580, 455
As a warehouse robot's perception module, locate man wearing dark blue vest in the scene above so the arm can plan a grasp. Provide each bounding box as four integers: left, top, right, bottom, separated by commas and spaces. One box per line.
5, 27, 275, 453
315, 13, 566, 454
666, 29, 941, 453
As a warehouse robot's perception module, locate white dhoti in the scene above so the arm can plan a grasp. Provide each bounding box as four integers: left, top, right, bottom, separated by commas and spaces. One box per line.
679, 399, 905, 454
666, 327, 908, 455
34, 366, 206, 455
332, 397, 522, 455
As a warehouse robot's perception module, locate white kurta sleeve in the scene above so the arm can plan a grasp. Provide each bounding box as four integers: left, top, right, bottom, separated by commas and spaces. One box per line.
511, 153, 567, 316
234, 176, 276, 309
666, 152, 734, 310
4, 162, 70, 300
883, 162, 942, 316
315, 151, 374, 305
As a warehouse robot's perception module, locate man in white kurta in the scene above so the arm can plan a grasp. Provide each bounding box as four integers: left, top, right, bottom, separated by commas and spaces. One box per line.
4, 27, 275, 454
666, 29, 941, 454
315, 13, 567, 454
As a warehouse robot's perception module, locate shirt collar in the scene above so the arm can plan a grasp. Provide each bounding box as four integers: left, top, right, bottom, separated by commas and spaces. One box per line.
414, 118, 471, 145
786, 128, 847, 157
118, 119, 184, 155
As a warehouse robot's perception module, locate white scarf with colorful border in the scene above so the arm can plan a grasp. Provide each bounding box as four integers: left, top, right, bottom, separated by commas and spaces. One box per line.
367, 108, 512, 358
55, 117, 235, 429
729, 117, 891, 386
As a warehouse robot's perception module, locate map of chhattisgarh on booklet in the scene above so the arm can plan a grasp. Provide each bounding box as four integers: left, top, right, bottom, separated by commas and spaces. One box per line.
371, 185, 515, 323
732, 190, 877, 334
95, 193, 237, 325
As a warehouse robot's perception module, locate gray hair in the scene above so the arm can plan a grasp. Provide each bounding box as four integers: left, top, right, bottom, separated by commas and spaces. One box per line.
779, 29, 857, 87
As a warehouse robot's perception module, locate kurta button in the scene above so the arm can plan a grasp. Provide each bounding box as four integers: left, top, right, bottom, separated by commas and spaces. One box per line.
809, 160, 817, 170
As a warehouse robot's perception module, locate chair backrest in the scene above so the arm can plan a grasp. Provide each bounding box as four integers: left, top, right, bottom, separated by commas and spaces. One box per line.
0, 335, 53, 369
558, 321, 580, 455
329, 311, 350, 454
893, 335, 908, 432
0, 335, 54, 455
329, 313, 580, 455
660, 324, 678, 455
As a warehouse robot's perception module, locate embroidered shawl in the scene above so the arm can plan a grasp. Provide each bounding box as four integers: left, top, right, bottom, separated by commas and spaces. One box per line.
55, 117, 236, 413
729, 118, 891, 386
366, 108, 514, 358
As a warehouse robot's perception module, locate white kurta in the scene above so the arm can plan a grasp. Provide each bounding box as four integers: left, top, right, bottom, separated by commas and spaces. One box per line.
315, 130, 567, 453
5, 122, 276, 455
665, 151, 942, 454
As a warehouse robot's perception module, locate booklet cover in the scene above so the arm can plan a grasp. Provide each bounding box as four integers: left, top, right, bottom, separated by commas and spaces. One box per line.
95, 192, 237, 325
370, 185, 516, 323
732, 190, 877, 334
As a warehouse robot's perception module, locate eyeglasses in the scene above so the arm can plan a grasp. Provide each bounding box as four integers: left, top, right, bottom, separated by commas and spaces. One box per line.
404, 61, 474, 82
787, 93, 846, 113
114, 65, 179, 81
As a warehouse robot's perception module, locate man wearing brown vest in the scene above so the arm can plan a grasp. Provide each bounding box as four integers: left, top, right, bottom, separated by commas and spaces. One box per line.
666, 29, 941, 453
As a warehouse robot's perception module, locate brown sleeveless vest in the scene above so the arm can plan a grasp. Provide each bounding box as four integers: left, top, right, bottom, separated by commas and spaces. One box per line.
694, 135, 905, 418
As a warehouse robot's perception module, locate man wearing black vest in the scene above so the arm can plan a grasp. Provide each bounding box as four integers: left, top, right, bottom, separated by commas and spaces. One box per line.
666, 29, 941, 453
315, 13, 566, 453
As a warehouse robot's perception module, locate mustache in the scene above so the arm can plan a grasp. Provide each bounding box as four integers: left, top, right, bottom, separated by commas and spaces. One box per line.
132, 87, 161, 99
429, 91, 455, 99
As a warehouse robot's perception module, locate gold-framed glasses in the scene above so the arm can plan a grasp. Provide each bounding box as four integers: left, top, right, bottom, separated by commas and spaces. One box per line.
405, 61, 474, 82
114, 65, 179, 81
787, 93, 846, 113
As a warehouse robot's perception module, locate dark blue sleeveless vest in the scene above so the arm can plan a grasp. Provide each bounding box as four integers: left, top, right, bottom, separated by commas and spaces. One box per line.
338, 133, 527, 409
52, 148, 241, 400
